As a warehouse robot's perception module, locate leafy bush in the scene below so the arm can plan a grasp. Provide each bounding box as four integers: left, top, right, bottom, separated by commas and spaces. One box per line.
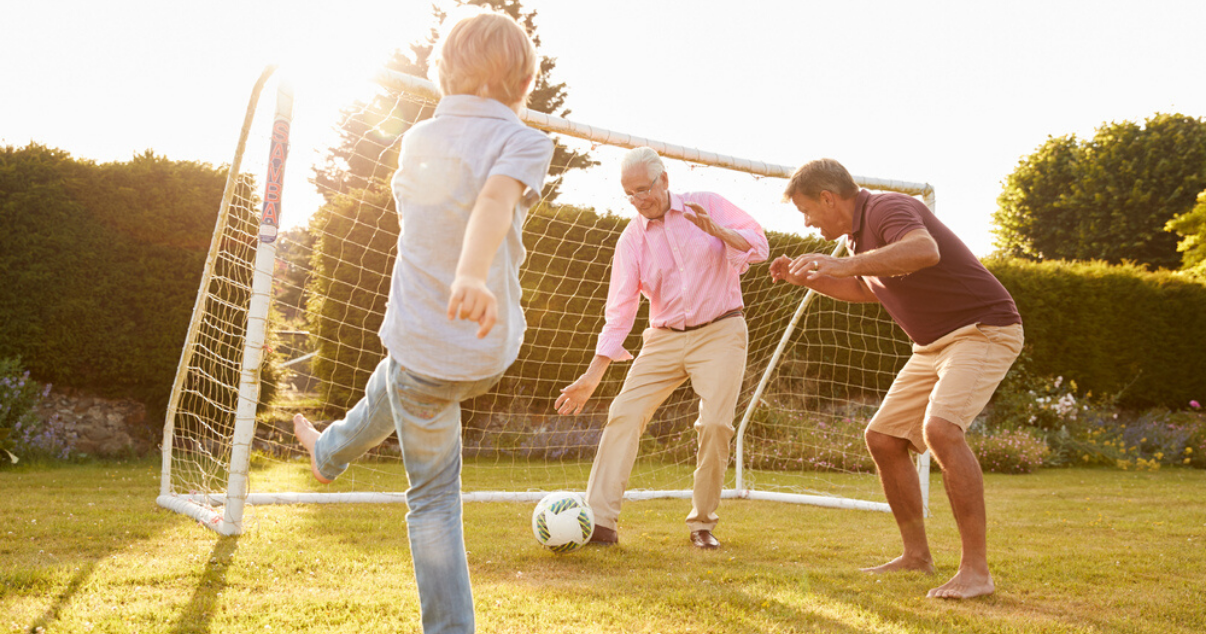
0, 357, 39, 463
988, 353, 1206, 470
989, 351, 1105, 433
1053, 406, 1206, 471
966, 427, 1050, 474
0, 357, 73, 463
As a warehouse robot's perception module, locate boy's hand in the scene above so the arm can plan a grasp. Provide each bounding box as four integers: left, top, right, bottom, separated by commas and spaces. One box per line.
447, 275, 497, 338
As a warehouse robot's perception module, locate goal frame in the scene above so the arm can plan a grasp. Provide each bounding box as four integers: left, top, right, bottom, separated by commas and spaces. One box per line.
158, 67, 934, 535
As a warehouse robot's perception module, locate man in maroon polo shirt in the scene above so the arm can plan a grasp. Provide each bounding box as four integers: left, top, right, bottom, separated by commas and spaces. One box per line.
770, 158, 1022, 600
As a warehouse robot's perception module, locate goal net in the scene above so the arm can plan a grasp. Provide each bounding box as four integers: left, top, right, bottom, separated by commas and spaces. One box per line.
158, 67, 933, 535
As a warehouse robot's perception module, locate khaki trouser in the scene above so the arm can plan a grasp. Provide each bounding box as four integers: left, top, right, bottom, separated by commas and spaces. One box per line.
586, 316, 748, 533
868, 323, 1024, 453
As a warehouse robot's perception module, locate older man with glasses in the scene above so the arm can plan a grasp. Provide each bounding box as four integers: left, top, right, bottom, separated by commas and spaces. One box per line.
554, 146, 768, 549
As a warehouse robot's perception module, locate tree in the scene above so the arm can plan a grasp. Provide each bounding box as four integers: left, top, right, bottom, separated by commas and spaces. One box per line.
992, 134, 1081, 261
1166, 188, 1206, 274
312, 0, 596, 202
274, 225, 315, 321
992, 113, 1206, 269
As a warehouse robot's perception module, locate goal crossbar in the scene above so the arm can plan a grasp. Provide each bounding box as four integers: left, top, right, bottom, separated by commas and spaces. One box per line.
376, 69, 936, 207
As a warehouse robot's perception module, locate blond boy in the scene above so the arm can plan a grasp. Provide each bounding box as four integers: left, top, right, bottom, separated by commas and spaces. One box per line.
294, 10, 554, 633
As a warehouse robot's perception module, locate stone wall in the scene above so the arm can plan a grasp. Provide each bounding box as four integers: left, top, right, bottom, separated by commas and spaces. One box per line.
33, 387, 154, 458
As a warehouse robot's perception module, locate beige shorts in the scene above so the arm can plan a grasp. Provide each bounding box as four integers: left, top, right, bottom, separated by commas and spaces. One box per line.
867, 323, 1024, 453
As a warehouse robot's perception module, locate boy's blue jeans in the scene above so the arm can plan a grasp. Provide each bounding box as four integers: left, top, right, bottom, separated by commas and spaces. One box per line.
314, 357, 501, 634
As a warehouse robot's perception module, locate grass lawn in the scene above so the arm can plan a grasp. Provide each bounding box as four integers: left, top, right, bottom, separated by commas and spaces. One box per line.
3, 460, 1204, 633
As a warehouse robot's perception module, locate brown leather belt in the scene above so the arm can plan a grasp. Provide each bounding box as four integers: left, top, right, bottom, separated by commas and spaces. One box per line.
665, 309, 744, 333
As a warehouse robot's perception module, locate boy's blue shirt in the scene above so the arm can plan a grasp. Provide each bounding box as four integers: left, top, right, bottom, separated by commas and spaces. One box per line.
380, 95, 554, 381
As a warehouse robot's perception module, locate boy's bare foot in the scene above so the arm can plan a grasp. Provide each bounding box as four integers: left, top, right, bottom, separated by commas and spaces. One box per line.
861, 555, 935, 575
927, 568, 994, 599
293, 414, 332, 484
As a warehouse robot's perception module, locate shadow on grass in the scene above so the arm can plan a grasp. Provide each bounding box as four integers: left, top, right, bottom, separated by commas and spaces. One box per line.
25, 560, 98, 634
4, 460, 181, 633
169, 536, 240, 634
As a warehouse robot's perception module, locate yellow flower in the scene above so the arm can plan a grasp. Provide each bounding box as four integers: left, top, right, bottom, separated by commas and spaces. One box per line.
1082, 454, 1090, 462
1186, 447, 1194, 454
1185, 458, 1192, 464
1155, 452, 1164, 460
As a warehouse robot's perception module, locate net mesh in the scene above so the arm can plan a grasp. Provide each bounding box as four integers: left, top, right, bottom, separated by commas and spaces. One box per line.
162, 72, 918, 517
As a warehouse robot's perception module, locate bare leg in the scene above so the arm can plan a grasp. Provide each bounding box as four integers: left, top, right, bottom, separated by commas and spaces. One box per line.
293, 414, 332, 484
863, 430, 935, 574
923, 417, 994, 599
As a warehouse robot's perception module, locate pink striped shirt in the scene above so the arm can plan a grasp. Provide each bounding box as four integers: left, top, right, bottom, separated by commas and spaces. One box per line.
595, 191, 769, 361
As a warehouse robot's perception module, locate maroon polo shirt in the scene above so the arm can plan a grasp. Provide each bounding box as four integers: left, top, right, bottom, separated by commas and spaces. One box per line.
848, 190, 1021, 345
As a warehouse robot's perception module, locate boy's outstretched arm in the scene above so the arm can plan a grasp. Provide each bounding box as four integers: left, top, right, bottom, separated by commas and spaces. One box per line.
447, 174, 527, 338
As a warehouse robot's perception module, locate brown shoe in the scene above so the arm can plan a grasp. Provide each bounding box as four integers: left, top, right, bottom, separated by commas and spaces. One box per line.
690, 530, 721, 549
589, 525, 618, 546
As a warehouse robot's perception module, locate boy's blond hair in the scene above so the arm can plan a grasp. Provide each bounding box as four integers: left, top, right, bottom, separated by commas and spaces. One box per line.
783, 158, 860, 201
430, 9, 538, 107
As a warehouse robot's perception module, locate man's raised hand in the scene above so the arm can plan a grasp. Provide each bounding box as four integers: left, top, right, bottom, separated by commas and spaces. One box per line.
683, 202, 721, 236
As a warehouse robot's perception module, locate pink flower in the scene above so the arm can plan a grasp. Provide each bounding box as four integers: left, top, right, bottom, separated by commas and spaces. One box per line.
1192, 400, 1202, 410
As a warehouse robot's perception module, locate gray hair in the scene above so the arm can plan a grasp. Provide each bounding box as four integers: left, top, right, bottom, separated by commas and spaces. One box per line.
620, 146, 666, 182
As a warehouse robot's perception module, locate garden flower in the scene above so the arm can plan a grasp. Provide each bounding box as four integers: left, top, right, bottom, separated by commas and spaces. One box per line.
1191, 400, 1201, 409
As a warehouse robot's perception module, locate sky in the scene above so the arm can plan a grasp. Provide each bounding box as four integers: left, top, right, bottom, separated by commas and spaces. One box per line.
4, 0, 1205, 256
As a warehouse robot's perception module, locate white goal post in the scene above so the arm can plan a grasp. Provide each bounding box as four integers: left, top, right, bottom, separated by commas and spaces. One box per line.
158, 66, 934, 536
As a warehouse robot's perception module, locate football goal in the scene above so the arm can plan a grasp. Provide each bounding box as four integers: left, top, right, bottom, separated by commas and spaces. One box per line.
158, 66, 935, 536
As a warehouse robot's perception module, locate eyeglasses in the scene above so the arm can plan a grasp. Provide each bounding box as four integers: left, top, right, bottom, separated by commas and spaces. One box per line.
625, 174, 662, 202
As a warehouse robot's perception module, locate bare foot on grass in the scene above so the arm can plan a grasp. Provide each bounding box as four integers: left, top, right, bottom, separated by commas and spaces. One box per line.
293, 414, 332, 484
927, 568, 994, 599
861, 555, 935, 575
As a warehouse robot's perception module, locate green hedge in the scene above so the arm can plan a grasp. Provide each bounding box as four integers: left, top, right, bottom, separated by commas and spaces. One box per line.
987, 258, 1206, 409
0, 144, 226, 426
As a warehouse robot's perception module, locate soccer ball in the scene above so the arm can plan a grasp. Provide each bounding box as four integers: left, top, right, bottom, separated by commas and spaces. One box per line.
532, 491, 594, 553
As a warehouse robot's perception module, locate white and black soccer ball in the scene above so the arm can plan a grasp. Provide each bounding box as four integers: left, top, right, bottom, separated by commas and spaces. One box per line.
531, 491, 594, 553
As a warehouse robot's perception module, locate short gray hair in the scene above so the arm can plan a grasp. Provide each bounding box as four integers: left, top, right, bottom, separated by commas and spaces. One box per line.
620, 146, 665, 182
